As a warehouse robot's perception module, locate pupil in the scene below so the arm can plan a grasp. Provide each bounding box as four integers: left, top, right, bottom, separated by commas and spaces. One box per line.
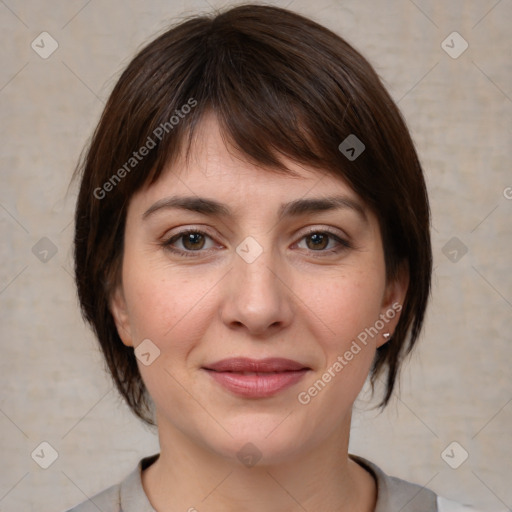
185, 233, 204, 249
308, 233, 327, 250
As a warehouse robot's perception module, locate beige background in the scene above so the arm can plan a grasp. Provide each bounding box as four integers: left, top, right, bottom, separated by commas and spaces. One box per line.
1, 1, 511, 511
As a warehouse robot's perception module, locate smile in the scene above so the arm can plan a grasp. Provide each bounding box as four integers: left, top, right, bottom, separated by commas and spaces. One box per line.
203, 358, 310, 398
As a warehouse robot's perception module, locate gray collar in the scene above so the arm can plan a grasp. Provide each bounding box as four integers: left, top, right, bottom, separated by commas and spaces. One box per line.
349, 454, 438, 511
119, 454, 159, 511
118, 453, 437, 512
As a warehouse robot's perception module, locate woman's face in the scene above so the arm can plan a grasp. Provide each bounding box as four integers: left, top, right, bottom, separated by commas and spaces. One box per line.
111, 114, 406, 465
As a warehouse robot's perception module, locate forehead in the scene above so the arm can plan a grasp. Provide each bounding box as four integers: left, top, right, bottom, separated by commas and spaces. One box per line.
137, 113, 362, 208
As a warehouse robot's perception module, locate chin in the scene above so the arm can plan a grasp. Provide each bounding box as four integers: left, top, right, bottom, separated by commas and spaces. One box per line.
199, 414, 315, 467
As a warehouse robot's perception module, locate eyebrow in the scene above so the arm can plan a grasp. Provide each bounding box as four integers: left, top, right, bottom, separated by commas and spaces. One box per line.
142, 195, 367, 222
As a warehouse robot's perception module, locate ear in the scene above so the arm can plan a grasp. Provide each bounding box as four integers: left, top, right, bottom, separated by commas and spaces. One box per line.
377, 264, 409, 348
109, 285, 135, 347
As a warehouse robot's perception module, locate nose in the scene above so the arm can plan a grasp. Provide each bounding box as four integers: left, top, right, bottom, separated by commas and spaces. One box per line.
220, 242, 294, 336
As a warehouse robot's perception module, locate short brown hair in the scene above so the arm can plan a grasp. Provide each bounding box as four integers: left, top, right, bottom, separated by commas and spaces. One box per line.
74, 4, 432, 425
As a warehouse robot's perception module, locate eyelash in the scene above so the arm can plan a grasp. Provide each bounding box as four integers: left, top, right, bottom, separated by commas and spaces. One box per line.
161, 227, 352, 258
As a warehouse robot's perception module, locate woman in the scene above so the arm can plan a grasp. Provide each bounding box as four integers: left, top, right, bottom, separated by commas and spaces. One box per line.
69, 4, 477, 511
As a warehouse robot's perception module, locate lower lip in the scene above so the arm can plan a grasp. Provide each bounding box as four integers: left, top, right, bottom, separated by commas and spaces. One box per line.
205, 370, 308, 398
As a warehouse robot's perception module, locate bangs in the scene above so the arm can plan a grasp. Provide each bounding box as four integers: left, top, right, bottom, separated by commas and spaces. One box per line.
122, 11, 365, 193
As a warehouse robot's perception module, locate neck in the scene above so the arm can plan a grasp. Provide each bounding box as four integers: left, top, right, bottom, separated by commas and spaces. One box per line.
142, 416, 377, 512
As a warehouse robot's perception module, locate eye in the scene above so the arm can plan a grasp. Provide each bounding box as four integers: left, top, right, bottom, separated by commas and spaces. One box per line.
296, 229, 351, 254
162, 230, 218, 256
161, 227, 352, 258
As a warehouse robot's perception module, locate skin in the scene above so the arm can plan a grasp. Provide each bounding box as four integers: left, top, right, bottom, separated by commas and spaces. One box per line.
110, 114, 408, 512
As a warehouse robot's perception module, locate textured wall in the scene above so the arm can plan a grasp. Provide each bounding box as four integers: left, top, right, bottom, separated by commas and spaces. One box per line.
1, 1, 510, 511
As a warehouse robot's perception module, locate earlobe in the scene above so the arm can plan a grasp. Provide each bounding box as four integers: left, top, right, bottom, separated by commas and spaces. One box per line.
109, 286, 134, 347
377, 265, 409, 348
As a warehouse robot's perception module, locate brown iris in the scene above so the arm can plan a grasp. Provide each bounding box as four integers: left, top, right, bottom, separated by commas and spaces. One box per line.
182, 232, 206, 250
305, 233, 329, 250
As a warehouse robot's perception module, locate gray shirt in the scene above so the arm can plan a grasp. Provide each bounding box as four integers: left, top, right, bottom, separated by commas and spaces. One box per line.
65, 453, 472, 512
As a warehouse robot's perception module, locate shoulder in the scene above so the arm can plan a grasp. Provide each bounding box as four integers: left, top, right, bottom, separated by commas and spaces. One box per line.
64, 481, 120, 512
64, 453, 159, 512
350, 454, 485, 512
437, 496, 488, 511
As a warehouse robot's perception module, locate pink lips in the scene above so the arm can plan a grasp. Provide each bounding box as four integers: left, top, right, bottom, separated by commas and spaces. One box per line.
203, 357, 310, 398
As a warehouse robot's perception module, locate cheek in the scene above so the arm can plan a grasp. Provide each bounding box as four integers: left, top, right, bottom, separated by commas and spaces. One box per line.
295, 272, 385, 419
302, 265, 387, 350
121, 256, 220, 353
121, 261, 220, 411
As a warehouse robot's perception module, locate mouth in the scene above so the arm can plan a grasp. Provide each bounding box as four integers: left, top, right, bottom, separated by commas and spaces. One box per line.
202, 358, 311, 398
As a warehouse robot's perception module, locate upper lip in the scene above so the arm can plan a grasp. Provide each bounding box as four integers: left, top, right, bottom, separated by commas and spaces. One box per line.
203, 357, 309, 373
